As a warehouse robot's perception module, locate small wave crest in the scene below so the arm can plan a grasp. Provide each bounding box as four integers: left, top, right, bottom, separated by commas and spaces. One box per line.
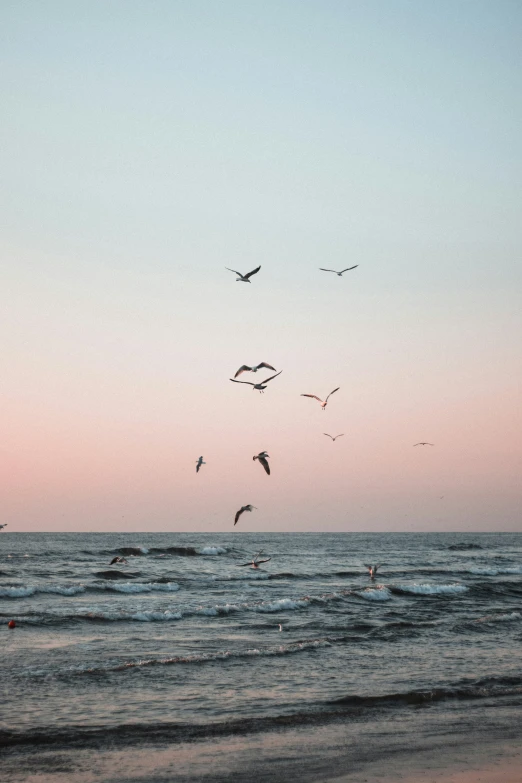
0, 584, 85, 598
392, 583, 468, 596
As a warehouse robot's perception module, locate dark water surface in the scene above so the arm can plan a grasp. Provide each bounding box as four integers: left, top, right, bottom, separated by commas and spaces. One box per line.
1, 532, 521, 780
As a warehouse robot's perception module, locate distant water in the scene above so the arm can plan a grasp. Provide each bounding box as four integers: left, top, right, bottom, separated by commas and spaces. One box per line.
1, 532, 522, 776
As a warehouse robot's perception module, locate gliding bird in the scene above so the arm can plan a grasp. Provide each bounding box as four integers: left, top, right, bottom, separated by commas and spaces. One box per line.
196, 456, 206, 473
237, 551, 271, 569
234, 362, 276, 378
301, 387, 340, 411
319, 266, 358, 276
413, 442, 434, 447
253, 451, 270, 475
324, 433, 344, 441
230, 370, 282, 393
225, 265, 261, 283
234, 505, 257, 526
0, 524, 7, 531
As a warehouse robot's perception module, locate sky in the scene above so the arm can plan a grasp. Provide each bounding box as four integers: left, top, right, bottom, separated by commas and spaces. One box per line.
1, 1, 521, 532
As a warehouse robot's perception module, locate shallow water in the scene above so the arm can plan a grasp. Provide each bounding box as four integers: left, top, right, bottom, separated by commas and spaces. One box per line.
1, 532, 521, 759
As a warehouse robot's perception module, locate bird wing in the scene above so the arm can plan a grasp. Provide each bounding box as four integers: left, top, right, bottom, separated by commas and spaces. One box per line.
237, 562, 254, 567
225, 267, 243, 277
196, 463, 200, 472
258, 456, 270, 475
255, 558, 271, 565
244, 265, 261, 279
234, 365, 252, 378
234, 508, 245, 525
301, 394, 322, 402
325, 387, 340, 402
110, 557, 119, 564
334, 434, 344, 439
339, 265, 359, 273
319, 268, 337, 273
257, 362, 276, 372
262, 370, 282, 384
324, 433, 334, 439
230, 378, 255, 385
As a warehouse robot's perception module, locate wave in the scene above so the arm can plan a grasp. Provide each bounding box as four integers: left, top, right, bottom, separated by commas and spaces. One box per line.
447, 543, 483, 551
391, 583, 468, 596
198, 546, 227, 555
3, 674, 522, 750
115, 547, 149, 556
357, 587, 392, 601
0, 581, 179, 598
468, 566, 522, 576
94, 570, 140, 580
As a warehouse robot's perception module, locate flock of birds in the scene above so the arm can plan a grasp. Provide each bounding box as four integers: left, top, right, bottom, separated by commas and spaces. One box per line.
190, 265, 434, 572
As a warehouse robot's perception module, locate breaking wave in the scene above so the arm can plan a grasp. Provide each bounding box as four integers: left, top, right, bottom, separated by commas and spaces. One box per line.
392, 583, 468, 596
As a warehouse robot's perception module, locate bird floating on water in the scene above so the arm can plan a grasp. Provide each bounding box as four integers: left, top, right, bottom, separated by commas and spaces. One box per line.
234, 362, 276, 378
366, 564, 380, 579
301, 387, 340, 411
413, 442, 434, 446
110, 556, 128, 565
319, 266, 358, 276
230, 370, 282, 393
324, 433, 344, 441
253, 451, 270, 475
225, 265, 261, 283
196, 456, 206, 473
237, 551, 271, 569
234, 505, 257, 526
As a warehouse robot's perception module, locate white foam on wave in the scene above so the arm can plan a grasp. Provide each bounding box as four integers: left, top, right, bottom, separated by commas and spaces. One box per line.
470, 565, 522, 575
396, 583, 468, 595
108, 582, 179, 594
359, 587, 392, 601
476, 612, 521, 624
0, 584, 85, 598
198, 546, 227, 555
252, 597, 310, 613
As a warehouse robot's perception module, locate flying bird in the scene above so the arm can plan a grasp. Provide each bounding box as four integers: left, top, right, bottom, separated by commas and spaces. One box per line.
109, 556, 128, 565
301, 387, 340, 411
413, 442, 434, 446
253, 451, 270, 475
230, 370, 282, 393
0, 524, 7, 531
225, 265, 261, 283
324, 433, 344, 441
196, 456, 206, 473
319, 266, 358, 276
234, 362, 276, 378
366, 564, 380, 579
234, 505, 257, 526
237, 551, 271, 569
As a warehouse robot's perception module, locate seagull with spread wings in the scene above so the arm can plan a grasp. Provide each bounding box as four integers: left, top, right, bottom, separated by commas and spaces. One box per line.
301, 387, 340, 411
234, 505, 257, 526
0, 524, 8, 531
234, 362, 276, 378
319, 265, 358, 276
225, 265, 261, 283
230, 370, 282, 393
366, 564, 380, 579
237, 551, 271, 569
196, 456, 206, 473
253, 451, 270, 475
324, 433, 344, 441
109, 556, 128, 565
413, 442, 434, 446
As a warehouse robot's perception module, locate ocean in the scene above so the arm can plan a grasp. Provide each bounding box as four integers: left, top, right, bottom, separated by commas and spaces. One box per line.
1, 531, 521, 782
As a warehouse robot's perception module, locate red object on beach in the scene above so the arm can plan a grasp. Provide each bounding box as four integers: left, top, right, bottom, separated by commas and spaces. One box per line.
8, 620, 16, 629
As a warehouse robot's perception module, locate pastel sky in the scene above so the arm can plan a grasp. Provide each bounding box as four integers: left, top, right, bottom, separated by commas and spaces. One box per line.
2, 1, 521, 532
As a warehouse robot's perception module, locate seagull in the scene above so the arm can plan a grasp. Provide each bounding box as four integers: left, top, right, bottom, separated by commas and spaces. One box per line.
109, 556, 128, 565
301, 387, 340, 411
237, 551, 271, 569
366, 564, 380, 579
225, 265, 261, 283
253, 451, 270, 475
319, 266, 358, 276
413, 442, 434, 446
196, 456, 206, 473
234, 362, 276, 378
230, 370, 282, 393
324, 433, 344, 441
0, 524, 7, 531
234, 505, 257, 526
